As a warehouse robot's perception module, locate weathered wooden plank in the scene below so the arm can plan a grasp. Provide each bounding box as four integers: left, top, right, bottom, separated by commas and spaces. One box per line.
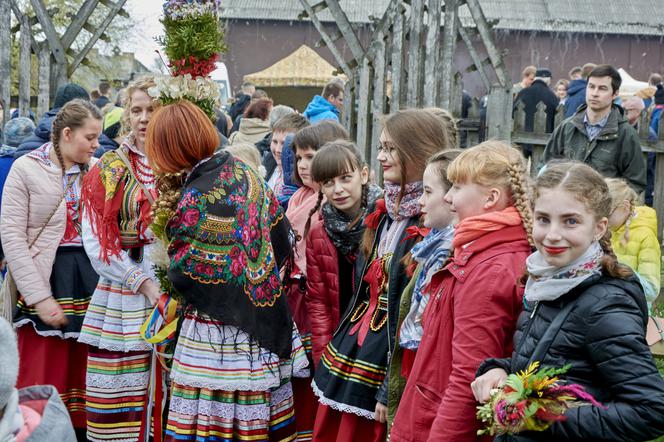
29, 0, 67, 66
439, 0, 458, 109
513, 100, 525, 132
0, 0, 11, 129
18, 16, 31, 117
342, 74, 355, 139
38, 47, 50, 117
448, 72, 463, 117
61, 0, 100, 49
486, 85, 512, 141
553, 103, 565, 129
406, 0, 424, 107
370, 32, 387, 174
464, 0, 511, 88
298, 0, 354, 80
456, 16, 490, 93
390, 8, 405, 111
533, 101, 547, 134
9, 2, 41, 55
324, 0, 365, 62
69, 0, 128, 74
423, 0, 441, 107
356, 58, 372, 159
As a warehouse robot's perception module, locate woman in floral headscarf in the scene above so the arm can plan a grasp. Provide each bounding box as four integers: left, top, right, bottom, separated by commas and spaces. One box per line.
145, 100, 308, 442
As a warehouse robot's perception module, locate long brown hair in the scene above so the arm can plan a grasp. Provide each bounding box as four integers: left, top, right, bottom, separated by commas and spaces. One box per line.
533, 162, 632, 279
51, 98, 102, 179
381, 109, 449, 208
303, 140, 368, 238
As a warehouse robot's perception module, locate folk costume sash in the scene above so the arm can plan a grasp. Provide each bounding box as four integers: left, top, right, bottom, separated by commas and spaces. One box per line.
166, 151, 295, 359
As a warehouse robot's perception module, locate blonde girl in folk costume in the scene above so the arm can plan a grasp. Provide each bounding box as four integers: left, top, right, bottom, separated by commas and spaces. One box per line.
311, 109, 449, 441
305, 141, 383, 367
1, 99, 101, 439
79, 77, 162, 442
605, 177, 661, 304
473, 162, 664, 441
145, 100, 308, 442
391, 141, 532, 442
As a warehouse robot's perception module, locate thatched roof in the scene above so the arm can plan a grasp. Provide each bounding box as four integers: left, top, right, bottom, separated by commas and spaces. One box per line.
243, 45, 345, 87
221, 0, 664, 36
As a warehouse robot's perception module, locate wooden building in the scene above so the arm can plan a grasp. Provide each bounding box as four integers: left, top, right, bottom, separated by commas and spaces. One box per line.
221, 0, 664, 97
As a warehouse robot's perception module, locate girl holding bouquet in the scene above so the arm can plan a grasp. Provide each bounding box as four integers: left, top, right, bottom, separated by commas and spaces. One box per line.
472, 162, 664, 441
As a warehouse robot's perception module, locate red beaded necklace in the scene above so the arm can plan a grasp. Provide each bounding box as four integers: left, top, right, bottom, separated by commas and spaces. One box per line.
129, 151, 155, 185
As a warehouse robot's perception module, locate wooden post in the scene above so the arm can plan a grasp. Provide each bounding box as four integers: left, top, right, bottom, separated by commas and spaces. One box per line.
406, 0, 424, 107
0, 0, 10, 129
356, 58, 372, 159
370, 33, 387, 174
323, 0, 365, 63
465, 97, 481, 147
457, 17, 490, 93
653, 150, 664, 240
439, 0, 458, 109
38, 47, 51, 117
486, 85, 512, 141
390, 9, 405, 110
423, 0, 441, 107
18, 15, 31, 117
464, 0, 511, 88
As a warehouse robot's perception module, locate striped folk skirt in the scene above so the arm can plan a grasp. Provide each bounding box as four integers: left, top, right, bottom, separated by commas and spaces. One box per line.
14, 246, 98, 432
85, 348, 153, 442
163, 311, 309, 441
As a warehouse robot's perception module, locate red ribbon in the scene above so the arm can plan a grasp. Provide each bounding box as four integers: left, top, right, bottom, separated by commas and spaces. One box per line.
403, 225, 431, 241
349, 259, 386, 346
364, 199, 387, 230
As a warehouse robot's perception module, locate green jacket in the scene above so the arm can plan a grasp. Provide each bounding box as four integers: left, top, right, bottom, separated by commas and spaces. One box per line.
543, 104, 647, 193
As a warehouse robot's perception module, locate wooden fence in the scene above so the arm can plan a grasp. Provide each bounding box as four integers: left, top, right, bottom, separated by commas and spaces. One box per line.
512, 100, 664, 239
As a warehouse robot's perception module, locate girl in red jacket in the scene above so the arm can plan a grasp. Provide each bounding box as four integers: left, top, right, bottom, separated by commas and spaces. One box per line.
312, 109, 450, 442
305, 141, 383, 367
390, 141, 533, 442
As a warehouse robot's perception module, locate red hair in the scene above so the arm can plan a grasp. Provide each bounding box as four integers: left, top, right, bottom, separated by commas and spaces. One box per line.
146, 100, 219, 173
244, 98, 273, 120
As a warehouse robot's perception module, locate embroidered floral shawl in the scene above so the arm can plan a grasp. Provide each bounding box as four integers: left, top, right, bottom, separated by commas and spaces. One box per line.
166, 151, 295, 358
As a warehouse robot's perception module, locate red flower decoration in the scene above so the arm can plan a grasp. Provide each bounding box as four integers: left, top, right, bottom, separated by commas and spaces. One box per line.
364, 199, 387, 229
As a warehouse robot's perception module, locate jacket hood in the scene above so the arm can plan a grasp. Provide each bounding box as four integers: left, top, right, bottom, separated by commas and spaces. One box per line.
238, 117, 271, 135
567, 79, 587, 95
34, 109, 60, 140
616, 206, 658, 238
303, 95, 339, 118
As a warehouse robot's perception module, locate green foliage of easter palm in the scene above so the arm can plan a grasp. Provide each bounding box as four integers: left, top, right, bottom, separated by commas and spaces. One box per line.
158, 12, 226, 64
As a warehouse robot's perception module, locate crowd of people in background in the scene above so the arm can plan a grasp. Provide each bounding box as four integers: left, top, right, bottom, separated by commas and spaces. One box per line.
0, 62, 663, 442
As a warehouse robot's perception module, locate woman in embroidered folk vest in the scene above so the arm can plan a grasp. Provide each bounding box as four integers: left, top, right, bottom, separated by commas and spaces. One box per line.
1, 99, 101, 440
79, 77, 161, 442
311, 109, 449, 441
146, 100, 308, 442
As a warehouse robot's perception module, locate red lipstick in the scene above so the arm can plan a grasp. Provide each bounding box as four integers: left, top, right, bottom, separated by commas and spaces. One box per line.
544, 246, 567, 255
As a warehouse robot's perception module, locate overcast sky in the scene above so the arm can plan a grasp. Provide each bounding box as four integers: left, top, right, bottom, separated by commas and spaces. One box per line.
123, 0, 163, 70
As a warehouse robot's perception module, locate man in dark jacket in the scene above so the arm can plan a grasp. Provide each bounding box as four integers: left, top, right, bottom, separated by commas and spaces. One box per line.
543, 64, 647, 193
15, 83, 116, 159
564, 63, 596, 117
514, 68, 559, 156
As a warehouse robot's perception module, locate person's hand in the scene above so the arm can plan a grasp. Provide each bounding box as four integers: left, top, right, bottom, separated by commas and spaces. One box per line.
471, 368, 508, 404
138, 279, 161, 306
34, 297, 67, 328
374, 402, 388, 423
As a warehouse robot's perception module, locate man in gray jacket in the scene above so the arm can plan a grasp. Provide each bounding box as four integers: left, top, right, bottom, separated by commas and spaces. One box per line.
543, 64, 646, 193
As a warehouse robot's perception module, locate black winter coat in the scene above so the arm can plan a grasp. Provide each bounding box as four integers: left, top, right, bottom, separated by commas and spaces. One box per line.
477, 273, 664, 441
514, 79, 559, 134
